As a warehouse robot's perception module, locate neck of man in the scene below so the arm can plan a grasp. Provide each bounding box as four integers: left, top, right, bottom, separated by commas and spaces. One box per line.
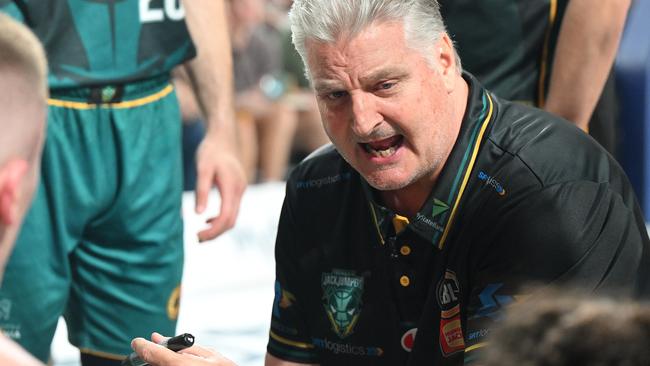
379, 179, 435, 218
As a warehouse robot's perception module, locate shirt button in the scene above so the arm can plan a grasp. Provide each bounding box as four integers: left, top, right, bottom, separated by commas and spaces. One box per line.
400, 275, 411, 287
400, 245, 411, 256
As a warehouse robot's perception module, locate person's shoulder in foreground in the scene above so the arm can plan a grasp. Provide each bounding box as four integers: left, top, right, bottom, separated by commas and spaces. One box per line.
482, 288, 650, 366
0, 12, 48, 366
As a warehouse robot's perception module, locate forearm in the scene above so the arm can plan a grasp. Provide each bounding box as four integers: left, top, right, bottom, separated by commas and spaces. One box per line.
544, 0, 630, 130
172, 66, 203, 122
182, 0, 236, 146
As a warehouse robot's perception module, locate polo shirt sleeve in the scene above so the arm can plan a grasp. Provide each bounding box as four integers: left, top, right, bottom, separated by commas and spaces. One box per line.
266, 190, 320, 364
462, 180, 649, 363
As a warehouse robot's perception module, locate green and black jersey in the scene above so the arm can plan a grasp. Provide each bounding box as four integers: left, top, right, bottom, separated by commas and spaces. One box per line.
441, 0, 568, 106
267, 73, 650, 365
0, 0, 195, 88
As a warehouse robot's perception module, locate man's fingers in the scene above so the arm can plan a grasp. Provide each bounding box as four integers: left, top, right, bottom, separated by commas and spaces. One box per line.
195, 163, 211, 214
131, 337, 178, 366
197, 216, 229, 241
197, 171, 244, 242
179, 344, 219, 358
150, 332, 168, 344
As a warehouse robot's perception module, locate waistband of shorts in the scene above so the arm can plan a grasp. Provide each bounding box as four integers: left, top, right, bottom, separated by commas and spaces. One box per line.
48, 74, 172, 107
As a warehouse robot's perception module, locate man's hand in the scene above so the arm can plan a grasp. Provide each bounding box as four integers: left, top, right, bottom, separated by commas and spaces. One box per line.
194, 134, 246, 242
131, 332, 238, 366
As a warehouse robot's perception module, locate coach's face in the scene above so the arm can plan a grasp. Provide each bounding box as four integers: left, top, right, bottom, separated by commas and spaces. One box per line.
306, 20, 463, 192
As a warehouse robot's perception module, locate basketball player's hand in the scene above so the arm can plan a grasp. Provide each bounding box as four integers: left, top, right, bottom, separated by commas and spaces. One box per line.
131, 332, 238, 366
194, 136, 246, 241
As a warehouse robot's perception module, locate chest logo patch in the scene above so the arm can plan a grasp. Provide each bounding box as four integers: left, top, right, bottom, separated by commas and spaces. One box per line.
322, 269, 364, 339
436, 270, 465, 356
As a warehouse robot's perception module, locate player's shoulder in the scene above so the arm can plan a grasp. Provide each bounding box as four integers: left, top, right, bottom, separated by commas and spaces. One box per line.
488, 96, 619, 188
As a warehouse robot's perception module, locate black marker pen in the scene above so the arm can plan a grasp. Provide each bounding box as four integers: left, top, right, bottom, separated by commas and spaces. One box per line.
121, 333, 195, 366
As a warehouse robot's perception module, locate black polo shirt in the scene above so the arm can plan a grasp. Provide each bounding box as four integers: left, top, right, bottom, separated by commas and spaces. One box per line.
267, 73, 650, 365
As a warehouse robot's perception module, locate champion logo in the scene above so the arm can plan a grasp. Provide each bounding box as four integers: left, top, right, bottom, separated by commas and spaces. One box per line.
401, 328, 417, 352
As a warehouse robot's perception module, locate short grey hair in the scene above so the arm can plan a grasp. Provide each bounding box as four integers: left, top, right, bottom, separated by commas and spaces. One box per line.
0, 13, 48, 100
289, 0, 462, 81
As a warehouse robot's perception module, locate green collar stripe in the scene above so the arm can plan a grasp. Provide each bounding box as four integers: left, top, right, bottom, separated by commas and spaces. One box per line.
438, 93, 494, 249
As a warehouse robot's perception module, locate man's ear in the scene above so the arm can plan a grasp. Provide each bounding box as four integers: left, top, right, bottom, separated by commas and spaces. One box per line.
436, 33, 458, 91
0, 159, 29, 226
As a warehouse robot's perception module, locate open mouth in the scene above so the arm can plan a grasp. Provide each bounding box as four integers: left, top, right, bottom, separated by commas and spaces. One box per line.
361, 135, 404, 158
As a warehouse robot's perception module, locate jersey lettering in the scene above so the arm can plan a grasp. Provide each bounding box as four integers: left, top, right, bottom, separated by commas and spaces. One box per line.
140, 0, 184, 23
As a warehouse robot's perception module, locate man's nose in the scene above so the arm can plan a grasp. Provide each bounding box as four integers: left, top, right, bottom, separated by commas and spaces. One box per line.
350, 92, 382, 137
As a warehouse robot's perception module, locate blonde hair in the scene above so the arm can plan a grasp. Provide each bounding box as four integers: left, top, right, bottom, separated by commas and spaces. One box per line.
0, 13, 48, 100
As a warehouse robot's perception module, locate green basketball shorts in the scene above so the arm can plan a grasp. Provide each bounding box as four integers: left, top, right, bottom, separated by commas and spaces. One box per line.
0, 75, 184, 362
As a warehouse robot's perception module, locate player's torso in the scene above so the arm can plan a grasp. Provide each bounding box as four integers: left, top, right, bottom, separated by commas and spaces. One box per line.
0, 0, 196, 88
440, 0, 569, 105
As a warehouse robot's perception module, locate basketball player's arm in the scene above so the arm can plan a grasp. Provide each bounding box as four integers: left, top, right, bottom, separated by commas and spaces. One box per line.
183, 0, 246, 241
543, 0, 630, 131
265, 353, 318, 366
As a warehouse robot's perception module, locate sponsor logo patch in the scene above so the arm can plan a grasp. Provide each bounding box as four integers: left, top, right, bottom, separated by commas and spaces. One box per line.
437, 270, 461, 310
312, 337, 383, 357
415, 212, 445, 233
296, 173, 352, 189
431, 198, 450, 218
478, 171, 506, 196
322, 269, 364, 338
436, 270, 465, 356
439, 315, 465, 355
401, 328, 417, 352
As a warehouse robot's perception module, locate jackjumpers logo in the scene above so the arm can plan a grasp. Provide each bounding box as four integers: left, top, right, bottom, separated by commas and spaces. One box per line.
322, 269, 364, 339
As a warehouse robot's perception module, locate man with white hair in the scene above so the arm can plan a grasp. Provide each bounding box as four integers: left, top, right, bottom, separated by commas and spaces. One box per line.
0, 13, 47, 366
131, 0, 650, 365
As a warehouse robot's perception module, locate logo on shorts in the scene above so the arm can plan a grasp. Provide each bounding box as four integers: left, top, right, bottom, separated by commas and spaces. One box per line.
322, 269, 364, 339
167, 285, 181, 320
0, 299, 11, 320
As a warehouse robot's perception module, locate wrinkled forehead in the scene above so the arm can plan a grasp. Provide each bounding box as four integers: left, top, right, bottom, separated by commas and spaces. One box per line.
304, 21, 418, 81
